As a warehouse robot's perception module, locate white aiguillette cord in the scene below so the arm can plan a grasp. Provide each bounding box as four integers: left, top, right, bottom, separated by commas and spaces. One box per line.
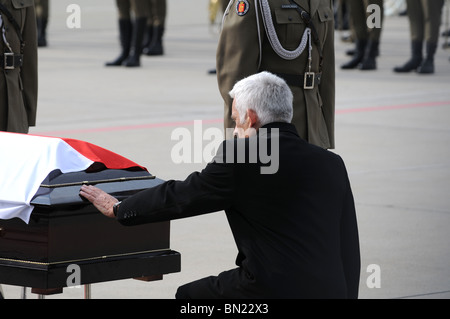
0, 13, 14, 53
258, 0, 311, 60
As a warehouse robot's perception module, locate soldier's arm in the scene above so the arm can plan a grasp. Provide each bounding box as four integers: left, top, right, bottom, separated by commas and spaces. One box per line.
318, 0, 335, 148
21, 2, 38, 127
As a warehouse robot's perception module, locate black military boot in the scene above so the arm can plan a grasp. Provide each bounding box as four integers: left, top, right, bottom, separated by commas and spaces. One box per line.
37, 18, 48, 47
417, 42, 437, 74
341, 39, 367, 69
359, 40, 379, 70
393, 41, 423, 73
143, 26, 164, 56
123, 17, 147, 67
142, 24, 154, 54
106, 19, 133, 66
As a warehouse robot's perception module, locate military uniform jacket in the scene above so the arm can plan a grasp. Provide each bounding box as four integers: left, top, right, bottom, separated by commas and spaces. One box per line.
116, 123, 360, 298
0, 0, 37, 133
217, 0, 335, 149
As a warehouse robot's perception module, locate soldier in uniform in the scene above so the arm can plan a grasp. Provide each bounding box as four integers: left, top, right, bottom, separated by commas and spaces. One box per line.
341, 0, 383, 70
0, 0, 38, 133
35, 0, 49, 47
106, 0, 150, 67
142, 0, 166, 56
393, 0, 445, 74
217, 0, 335, 149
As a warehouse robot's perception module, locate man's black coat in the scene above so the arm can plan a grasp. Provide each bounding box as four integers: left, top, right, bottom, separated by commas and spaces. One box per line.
116, 122, 361, 298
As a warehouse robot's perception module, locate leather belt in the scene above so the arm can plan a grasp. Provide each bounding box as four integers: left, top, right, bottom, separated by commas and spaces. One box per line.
274, 72, 322, 89
1, 53, 23, 70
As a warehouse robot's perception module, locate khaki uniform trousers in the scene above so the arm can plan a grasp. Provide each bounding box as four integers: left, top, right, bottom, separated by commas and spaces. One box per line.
34, 0, 49, 20
116, 0, 149, 19
347, 0, 384, 42
146, 0, 166, 27
406, 0, 444, 44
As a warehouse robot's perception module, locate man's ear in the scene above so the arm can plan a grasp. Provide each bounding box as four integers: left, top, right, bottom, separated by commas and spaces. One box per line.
246, 109, 259, 128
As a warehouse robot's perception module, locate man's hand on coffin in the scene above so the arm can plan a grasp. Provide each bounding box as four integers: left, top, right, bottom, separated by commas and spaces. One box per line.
79, 185, 118, 218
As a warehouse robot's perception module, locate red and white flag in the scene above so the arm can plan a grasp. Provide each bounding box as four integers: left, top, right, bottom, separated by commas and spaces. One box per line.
0, 132, 146, 224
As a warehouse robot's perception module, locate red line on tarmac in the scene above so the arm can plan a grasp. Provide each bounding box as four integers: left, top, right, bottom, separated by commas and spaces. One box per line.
35, 100, 449, 136
335, 100, 450, 114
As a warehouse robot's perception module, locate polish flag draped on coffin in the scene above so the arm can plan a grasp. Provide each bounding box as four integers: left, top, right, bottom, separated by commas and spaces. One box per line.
0, 132, 146, 224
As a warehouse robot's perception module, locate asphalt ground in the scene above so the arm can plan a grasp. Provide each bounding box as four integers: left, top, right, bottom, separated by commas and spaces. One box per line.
2, 0, 450, 299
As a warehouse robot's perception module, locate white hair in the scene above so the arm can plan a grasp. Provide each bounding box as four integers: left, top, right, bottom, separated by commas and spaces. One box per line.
229, 71, 293, 126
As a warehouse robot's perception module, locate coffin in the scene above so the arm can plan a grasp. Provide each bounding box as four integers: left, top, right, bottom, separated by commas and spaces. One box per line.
0, 133, 180, 294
